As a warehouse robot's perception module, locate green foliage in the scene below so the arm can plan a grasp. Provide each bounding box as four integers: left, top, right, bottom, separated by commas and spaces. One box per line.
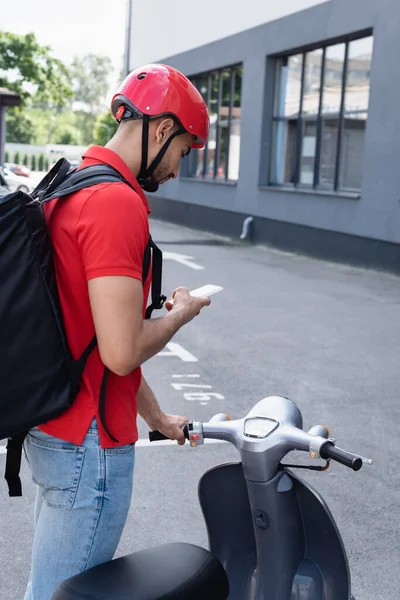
71, 54, 113, 114
31, 155, 37, 171
56, 128, 79, 145
45, 157, 50, 171
93, 111, 118, 146
6, 110, 36, 143
38, 153, 45, 171
73, 110, 97, 146
0, 31, 72, 108
1, 35, 115, 147
5, 151, 9, 162
1, 31, 73, 143
14, 151, 20, 164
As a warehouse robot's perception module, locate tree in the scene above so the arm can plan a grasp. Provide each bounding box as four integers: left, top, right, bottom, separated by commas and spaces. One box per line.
93, 111, 118, 146
23, 154, 29, 167
56, 129, 79, 145
14, 152, 20, 164
31, 155, 37, 171
6, 112, 36, 144
5, 151, 9, 163
0, 31, 72, 107
70, 54, 113, 115
38, 154, 45, 171
0, 31, 73, 143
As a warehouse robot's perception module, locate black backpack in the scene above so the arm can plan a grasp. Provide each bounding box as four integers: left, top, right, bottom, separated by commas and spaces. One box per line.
0, 159, 166, 497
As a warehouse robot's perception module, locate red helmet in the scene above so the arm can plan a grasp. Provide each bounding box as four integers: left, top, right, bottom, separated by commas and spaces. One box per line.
111, 64, 209, 149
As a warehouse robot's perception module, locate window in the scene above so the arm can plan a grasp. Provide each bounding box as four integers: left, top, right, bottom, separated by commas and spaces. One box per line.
185, 65, 242, 182
270, 35, 373, 192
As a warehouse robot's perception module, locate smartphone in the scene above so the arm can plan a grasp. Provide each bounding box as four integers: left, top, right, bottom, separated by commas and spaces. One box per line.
168, 284, 223, 305
189, 284, 223, 298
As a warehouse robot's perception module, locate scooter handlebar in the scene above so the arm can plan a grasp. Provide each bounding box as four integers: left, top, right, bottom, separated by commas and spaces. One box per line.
148, 422, 366, 472
320, 441, 363, 471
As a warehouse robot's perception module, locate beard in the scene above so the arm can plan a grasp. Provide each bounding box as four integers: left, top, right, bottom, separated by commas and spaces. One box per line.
139, 160, 171, 193
139, 176, 159, 193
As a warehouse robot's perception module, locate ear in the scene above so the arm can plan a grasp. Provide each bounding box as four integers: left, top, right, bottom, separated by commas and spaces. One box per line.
155, 118, 176, 145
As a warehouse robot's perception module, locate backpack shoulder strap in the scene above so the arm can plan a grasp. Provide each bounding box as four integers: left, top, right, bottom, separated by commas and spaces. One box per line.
145, 236, 166, 320
5, 432, 27, 497
41, 164, 134, 202
32, 158, 73, 199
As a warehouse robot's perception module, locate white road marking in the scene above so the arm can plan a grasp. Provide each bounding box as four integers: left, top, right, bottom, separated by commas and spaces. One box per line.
0, 440, 225, 453
171, 383, 212, 391
172, 374, 201, 378
163, 251, 204, 270
184, 392, 225, 401
136, 438, 225, 448
157, 342, 198, 362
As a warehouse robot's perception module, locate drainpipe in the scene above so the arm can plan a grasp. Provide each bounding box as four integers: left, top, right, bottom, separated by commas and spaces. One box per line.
240, 216, 254, 241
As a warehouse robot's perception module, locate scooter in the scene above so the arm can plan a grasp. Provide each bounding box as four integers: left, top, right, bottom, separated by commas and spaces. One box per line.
53, 395, 371, 600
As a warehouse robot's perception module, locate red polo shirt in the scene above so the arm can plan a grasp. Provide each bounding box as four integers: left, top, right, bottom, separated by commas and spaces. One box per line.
39, 146, 152, 447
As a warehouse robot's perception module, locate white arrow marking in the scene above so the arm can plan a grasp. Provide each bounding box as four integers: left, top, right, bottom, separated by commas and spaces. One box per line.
157, 342, 198, 362
163, 252, 204, 270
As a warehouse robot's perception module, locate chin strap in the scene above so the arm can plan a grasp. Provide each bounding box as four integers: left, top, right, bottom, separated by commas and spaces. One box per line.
137, 115, 186, 193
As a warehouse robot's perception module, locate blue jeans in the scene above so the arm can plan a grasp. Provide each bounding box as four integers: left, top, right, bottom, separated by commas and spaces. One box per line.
24, 418, 136, 600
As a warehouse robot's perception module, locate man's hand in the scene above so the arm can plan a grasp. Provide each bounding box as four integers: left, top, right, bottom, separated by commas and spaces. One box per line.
150, 412, 189, 446
165, 287, 210, 324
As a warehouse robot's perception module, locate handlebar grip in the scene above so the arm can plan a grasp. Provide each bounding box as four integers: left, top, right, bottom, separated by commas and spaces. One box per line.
320, 442, 363, 471
148, 425, 190, 443
148, 431, 169, 442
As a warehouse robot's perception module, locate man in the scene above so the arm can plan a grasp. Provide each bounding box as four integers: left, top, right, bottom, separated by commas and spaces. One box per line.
24, 63, 211, 600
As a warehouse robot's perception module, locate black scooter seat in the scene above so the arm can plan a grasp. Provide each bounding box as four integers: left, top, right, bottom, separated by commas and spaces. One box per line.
52, 542, 229, 600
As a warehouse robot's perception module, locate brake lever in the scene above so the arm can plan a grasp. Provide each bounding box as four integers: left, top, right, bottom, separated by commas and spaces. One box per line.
280, 460, 330, 472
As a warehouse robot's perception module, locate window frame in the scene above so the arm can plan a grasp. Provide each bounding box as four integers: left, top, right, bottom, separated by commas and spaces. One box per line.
183, 63, 242, 183
269, 31, 373, 194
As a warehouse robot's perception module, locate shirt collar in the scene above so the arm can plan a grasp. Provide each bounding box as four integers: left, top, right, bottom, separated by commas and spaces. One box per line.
81, 145, 151, 214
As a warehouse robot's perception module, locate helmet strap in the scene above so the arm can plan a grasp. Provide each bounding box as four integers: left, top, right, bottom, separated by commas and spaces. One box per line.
138, 115, 186, 192
138, 115, 150, 181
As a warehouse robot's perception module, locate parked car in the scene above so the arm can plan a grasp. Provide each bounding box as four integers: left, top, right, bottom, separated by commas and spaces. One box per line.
0, 166, 35, 193
0, 170, 9, 196
4, 162, 31, 178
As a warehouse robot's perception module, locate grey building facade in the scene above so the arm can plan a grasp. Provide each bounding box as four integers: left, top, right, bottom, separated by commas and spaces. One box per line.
146, 0, 400, 273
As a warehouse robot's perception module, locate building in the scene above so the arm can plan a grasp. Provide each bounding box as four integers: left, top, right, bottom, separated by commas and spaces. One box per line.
126, 0, 400, 273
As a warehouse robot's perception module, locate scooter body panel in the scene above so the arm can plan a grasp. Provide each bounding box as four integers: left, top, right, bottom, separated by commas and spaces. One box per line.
198, 462, 256, 600
198, 462, 351, 600
289, 469, 352, 600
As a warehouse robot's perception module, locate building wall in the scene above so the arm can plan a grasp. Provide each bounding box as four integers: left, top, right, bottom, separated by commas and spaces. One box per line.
129, 0, 330, 69
126, 0, 400, 270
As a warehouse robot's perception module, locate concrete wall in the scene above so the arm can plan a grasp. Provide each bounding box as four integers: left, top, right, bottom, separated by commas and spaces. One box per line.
129, 0, 330, 68
146, 0, 400, 247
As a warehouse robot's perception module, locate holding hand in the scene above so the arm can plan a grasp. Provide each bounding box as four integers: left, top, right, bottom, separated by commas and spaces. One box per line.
165, 286, 210, 325
149, 412, 189, 446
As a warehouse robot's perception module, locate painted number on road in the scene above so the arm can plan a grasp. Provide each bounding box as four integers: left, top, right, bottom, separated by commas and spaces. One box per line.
171, 374, 224, 405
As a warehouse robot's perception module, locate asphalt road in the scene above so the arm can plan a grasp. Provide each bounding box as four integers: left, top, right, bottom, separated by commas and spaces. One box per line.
1, 218, 399, 599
